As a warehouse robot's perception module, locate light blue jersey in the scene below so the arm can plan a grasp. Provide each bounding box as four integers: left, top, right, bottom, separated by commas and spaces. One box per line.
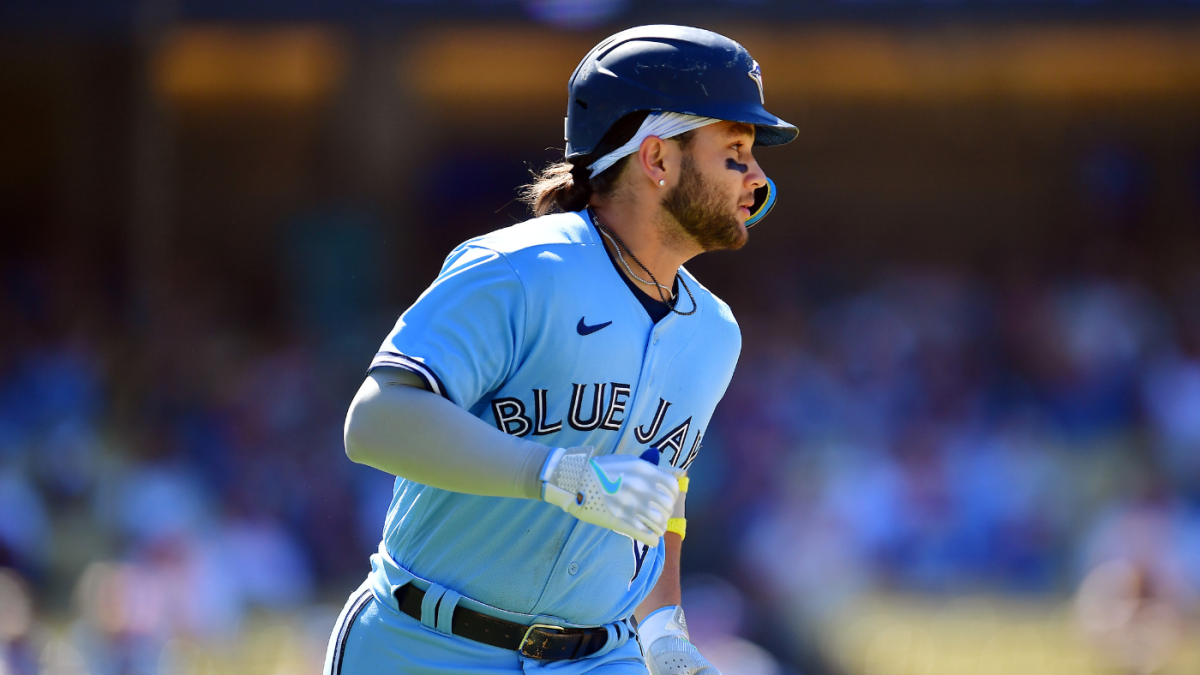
362, 209, 740, 629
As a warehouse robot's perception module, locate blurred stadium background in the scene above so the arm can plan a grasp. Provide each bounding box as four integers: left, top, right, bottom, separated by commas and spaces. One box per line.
4, 1, 1200, 673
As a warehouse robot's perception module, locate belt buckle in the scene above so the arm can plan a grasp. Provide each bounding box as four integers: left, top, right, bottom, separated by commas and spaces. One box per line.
519, 623, 566, 658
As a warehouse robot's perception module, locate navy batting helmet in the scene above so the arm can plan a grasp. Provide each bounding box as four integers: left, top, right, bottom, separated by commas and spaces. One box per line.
565, 25, 798, 160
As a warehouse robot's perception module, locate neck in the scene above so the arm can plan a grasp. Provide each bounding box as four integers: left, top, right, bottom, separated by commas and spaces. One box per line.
589, 197, 698, 297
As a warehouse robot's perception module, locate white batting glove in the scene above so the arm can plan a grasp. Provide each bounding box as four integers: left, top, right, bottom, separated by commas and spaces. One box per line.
540, 447, 679, 547
639, 606, 721, 675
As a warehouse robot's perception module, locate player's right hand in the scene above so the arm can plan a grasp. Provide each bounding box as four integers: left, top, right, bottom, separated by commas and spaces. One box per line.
639, 606, 722, 675
540, 447, 679, 547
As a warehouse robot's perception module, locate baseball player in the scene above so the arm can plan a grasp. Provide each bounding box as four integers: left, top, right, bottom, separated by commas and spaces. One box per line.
323, 25, 796, 675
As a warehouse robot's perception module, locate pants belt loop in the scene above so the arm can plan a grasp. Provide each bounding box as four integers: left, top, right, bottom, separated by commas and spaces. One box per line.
420, 584, 448, 631
435, 589, 462, 634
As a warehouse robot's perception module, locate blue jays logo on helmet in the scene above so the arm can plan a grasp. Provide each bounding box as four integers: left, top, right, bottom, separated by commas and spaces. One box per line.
748, 60, 764, 105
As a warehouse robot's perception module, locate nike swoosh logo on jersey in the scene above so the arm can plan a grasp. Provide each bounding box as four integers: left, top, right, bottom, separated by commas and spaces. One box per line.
577, 317, 613, 336
590, 458, 622, 494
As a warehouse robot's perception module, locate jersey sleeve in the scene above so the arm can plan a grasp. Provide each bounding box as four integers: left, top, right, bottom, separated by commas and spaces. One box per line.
370, 245, 526, 410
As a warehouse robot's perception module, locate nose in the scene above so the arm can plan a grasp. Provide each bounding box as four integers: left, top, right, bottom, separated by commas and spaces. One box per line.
744, 156, 767, 191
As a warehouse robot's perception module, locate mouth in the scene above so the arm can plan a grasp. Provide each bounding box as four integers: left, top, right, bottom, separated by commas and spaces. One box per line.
738, 196, 755, 218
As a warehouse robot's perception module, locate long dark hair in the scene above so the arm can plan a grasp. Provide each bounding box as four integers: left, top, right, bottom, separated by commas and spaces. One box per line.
520, 111, 651, 217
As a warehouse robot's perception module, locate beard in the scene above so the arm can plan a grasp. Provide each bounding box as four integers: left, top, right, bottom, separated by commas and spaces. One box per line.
661, 153, 749, 252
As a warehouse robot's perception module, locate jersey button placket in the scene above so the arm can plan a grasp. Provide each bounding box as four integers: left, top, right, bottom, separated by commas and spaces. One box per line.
642, 331, 662, 399
568, 562, 579, 575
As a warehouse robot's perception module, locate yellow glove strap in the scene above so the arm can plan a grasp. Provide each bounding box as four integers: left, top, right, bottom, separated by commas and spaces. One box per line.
677, 476, 689, 493
666, 517, 686, 540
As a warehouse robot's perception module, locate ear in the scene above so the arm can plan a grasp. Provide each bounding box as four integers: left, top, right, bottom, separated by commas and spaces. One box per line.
634, 135, 672, 188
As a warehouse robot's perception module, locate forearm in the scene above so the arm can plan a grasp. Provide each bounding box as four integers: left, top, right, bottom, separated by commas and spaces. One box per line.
636, 532, 682, 621
636, 530, 718, 675
343, 369, 551, 500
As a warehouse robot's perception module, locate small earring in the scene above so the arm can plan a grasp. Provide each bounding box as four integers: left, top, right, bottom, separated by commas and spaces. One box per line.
658, 179, 666, 186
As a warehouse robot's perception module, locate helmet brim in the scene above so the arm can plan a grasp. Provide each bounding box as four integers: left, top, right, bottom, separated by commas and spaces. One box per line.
668, 101, 798, 148
754, 123, 799, 148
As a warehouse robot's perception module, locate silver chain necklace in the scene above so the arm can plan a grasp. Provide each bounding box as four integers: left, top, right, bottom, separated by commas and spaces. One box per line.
596, 226, 674, 298
590, 209, 696, 316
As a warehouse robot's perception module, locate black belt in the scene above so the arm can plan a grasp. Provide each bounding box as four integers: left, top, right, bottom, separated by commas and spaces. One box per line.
394, 583, 611, 660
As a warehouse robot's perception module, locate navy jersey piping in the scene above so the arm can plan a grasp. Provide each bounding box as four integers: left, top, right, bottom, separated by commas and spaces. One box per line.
369, 352, 452, 401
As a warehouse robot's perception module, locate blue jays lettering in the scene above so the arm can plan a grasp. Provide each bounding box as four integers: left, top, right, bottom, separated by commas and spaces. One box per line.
490, 386, 703, 471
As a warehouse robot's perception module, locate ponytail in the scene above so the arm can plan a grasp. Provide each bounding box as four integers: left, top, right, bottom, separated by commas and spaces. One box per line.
519, 160, 593, 217
519, 111, 652, 217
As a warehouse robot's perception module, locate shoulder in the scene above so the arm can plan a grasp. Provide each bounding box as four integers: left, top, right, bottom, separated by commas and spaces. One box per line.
456, 211, 595, 258
438, 211, 600, 290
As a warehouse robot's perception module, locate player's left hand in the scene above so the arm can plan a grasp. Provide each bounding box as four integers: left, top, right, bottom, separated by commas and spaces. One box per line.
638, 606, 721, 675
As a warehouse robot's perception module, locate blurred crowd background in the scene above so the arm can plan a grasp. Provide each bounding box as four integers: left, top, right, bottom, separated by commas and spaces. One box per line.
4, 1, 1200, 674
